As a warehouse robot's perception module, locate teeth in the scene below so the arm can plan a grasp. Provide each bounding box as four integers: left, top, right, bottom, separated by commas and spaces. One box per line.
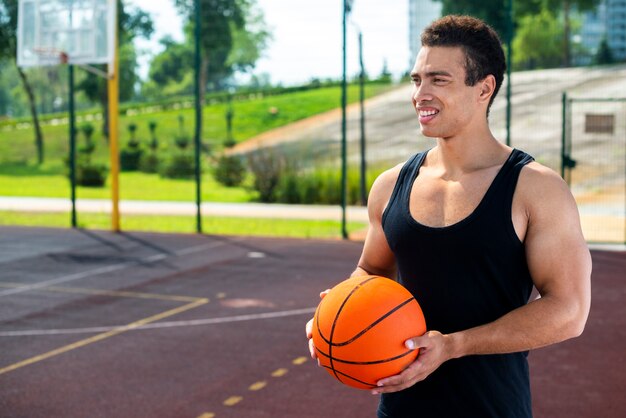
419, 110, 438, 116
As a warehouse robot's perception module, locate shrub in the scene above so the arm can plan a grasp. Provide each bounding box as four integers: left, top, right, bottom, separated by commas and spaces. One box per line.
159, 152, 195, 179
276, 169, 300, 203
139, 152, 159, 173
78, 123, 96, 155
75, 157, 108, 187
120, 122, 143, 171
174, 115, 190, 150
65, 122, 108, 187
247, 149, 285, 203
214, 155, 246, 187
148, 120, 158, 151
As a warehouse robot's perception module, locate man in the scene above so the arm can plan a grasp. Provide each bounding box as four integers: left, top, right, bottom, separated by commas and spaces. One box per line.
306, 15, 591, 417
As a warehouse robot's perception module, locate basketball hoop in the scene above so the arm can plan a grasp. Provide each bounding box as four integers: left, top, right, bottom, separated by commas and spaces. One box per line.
31, 47, 69, 66
17, 0, 115, 69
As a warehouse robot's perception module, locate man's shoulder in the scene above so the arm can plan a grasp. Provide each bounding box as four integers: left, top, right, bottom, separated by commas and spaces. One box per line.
518, 161, 569, 194
367, 161, 409, 219
517, 160, 577, 215
372, 161, 408, 193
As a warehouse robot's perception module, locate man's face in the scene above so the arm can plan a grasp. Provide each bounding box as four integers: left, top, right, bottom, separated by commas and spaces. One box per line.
410, 46, 483, 139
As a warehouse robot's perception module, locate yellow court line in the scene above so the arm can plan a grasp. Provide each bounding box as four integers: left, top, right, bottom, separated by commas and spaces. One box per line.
292, 356, 308, 365
0, 282, 204, 303
0, 298, 208, 376
249, 381, 267, 391
223, 396, 243, 406
271, 368, 288, 377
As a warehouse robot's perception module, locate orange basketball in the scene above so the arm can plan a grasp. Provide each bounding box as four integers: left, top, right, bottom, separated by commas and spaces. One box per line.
312, 275, 427, 390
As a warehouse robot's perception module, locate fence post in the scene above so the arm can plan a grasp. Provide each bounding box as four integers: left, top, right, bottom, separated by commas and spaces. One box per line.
561, 92, 568, 181
68, 64, 77, 228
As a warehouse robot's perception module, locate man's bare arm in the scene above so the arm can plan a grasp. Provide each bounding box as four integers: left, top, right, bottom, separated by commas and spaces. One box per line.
307, 165, 401, 359
351, 166, 401, 279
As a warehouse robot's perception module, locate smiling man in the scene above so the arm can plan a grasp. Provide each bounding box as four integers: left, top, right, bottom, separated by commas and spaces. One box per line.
306, 15, 591, 418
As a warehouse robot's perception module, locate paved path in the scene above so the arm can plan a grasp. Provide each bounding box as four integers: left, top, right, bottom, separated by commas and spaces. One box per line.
0, 196, 369, 222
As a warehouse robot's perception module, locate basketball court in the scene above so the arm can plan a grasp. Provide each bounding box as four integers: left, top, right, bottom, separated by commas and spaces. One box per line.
0, 226, 624, 417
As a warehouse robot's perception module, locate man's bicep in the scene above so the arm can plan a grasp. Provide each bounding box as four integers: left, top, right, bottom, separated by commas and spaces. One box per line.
523, 170, 591, 299
353, 166, 401, 279
356, 222, 397, 278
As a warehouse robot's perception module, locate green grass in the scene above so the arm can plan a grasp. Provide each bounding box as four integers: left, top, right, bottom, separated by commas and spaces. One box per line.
0, 83, 393, 167
0, 168, 256, 202
0, 211, 367, 239
0, 83, 393, 202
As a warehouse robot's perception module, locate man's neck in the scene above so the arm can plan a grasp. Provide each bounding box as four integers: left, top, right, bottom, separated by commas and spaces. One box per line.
429, 130, 510, 177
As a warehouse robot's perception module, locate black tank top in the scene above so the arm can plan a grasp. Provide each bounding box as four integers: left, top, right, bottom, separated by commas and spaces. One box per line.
379, 149, 535, 418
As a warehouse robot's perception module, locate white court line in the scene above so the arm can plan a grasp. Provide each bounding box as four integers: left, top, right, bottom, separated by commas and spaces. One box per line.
0, 307, 316, 337
0, 240, 233, 298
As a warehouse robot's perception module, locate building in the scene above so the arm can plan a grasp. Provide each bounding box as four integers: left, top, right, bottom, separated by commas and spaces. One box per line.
408, 0, 442, 67
580, 0, 626, 63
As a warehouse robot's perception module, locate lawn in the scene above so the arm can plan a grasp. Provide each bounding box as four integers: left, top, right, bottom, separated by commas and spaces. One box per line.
0, 167, 256, 202
0, 211, 367, 239
0, 83, 392, 202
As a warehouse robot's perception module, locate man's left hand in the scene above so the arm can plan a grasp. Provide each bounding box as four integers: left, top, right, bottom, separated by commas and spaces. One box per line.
372, 330, 453, 394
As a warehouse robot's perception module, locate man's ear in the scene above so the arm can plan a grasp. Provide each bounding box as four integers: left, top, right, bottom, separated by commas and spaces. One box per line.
478, 75, 496, 104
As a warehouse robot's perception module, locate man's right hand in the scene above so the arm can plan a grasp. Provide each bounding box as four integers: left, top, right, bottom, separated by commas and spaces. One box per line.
306, 289, 330, 361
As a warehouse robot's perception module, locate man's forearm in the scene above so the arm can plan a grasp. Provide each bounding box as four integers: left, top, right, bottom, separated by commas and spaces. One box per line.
448, 294, 588, 359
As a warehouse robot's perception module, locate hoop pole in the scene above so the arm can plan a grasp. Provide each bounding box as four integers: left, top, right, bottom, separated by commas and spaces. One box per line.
108, 11, 120, 232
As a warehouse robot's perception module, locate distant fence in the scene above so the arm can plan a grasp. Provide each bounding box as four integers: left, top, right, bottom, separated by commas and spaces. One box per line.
562, 95, 626, 244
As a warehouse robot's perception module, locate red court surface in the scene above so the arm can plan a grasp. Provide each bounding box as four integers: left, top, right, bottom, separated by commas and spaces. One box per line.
0, 226, 623, 418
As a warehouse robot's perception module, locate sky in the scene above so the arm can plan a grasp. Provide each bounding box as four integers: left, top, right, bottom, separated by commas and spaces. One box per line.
131, 0, 411, 86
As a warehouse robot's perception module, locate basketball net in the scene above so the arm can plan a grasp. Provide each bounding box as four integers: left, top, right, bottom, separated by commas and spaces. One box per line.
32, 47, 112, 79
32, 47, 69, 65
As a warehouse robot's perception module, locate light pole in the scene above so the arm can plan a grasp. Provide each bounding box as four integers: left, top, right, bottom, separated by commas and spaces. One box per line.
341, 0, 353, 239
194, 0, 203, 233
506, 0, 513, 146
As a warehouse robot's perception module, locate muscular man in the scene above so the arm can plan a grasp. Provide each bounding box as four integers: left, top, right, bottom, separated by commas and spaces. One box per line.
307, 15, 591, 418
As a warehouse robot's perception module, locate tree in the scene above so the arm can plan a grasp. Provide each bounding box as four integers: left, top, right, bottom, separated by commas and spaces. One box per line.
436, 0, 602, 67
77, 0, 154, 136
147, 36, 194, 89
0, 0, 45, 164
512, 9, 564, 69
594, 37, 614, 65
173, 0, 270, 100
434, 0, 508, 38
514, 0, 601, 67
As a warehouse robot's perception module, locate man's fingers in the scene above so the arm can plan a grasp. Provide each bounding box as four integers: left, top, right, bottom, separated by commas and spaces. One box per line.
309, 338, 318, 360
305, 317, 314, 338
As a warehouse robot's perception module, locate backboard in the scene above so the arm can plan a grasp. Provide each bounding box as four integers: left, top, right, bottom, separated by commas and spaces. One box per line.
17, 0, 116, 67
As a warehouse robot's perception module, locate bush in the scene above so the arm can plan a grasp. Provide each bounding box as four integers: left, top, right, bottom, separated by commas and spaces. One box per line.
214, 155, 246, 187
76, 158, 108, 187
139, 152, 159, 173
120, 122, 143, 171
247, 149, 285, 203
120, 148, 142, 171
78, 123, 96, 155
268, 163, 379, 205
276, 169, 300, 203
64, 122, 108, 187
159, 152, 195, 179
